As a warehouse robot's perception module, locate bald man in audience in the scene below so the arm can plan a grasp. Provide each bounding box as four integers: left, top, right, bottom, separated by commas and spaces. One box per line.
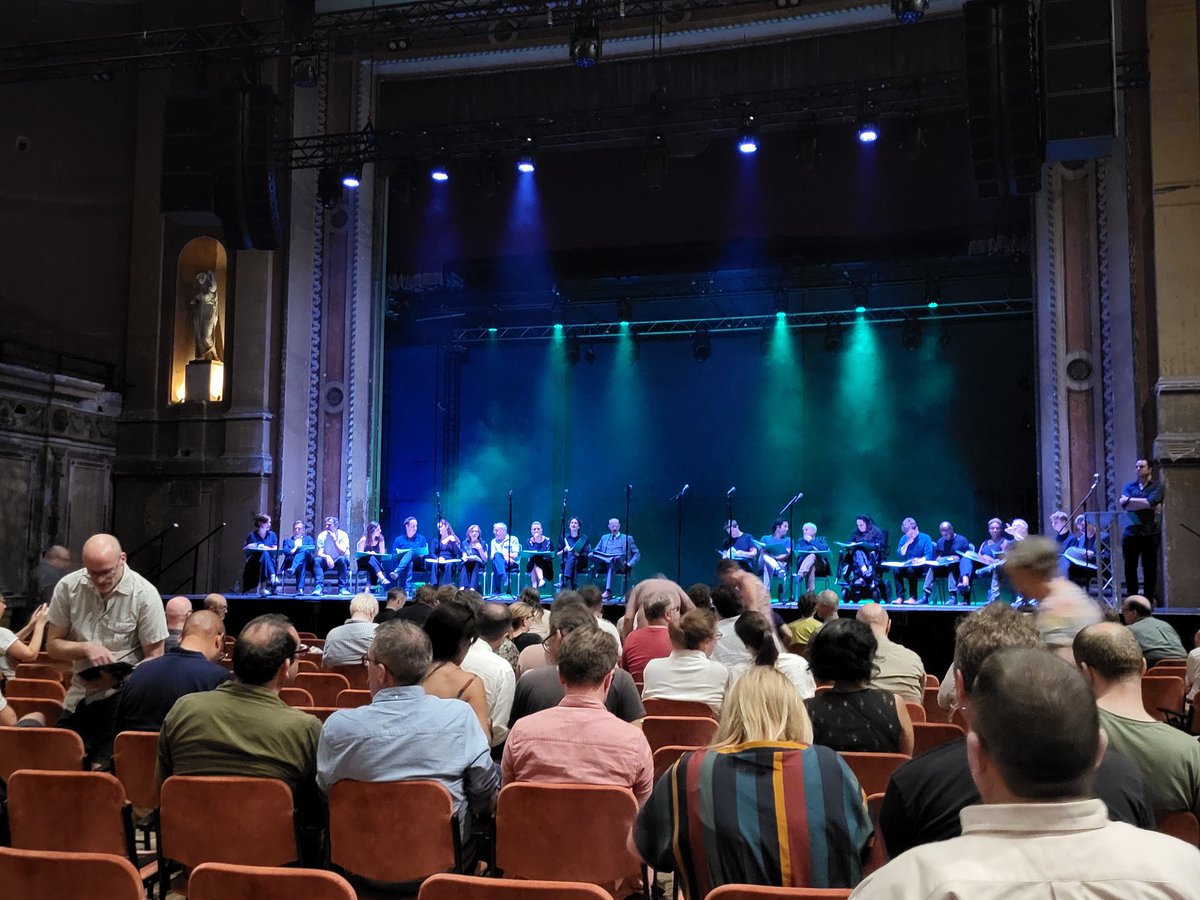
880, 605, 1152, 859
47, 532, 168, 767
163, 596, 193, 651
1073, 621, 1200, 822
855, 649, 1199, 898
857, 602, 926, 703
158, 614, 321, 801
114, 610, 230, 733
1120, 595, 1187, 664
203, 593, 228, 621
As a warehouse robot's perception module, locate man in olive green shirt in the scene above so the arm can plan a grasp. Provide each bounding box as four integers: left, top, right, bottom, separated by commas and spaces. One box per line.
158, 614, 322, 819
1120, 595, 1187, 664
785, 589, 838, 652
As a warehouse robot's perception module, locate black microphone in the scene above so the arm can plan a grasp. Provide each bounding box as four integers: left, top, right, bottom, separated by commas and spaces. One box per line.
726, 486, 736, 497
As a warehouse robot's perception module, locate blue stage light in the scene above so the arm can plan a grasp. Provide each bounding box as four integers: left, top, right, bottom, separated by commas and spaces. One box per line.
738, 115, 759, 154
857, 121, 879, 143
341, 165, 361, 189
516, 155, 535, 174
431, 163, 449, 182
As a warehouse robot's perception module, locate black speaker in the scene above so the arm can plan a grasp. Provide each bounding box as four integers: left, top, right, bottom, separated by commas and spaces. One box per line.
161, 93, 216, 213
964, 0, 1043, 199
212, 86, 282, 251
1041, 0, 1115, 161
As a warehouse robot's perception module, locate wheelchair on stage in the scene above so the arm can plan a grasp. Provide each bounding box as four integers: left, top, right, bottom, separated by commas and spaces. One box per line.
836, 530, 890, 602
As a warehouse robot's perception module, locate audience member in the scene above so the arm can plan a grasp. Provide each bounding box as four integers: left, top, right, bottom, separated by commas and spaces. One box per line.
854, 648, 1199, 898
620, 589, 677, 676
317, 620, 498, 858
114, 610, 230, 733
637, 666, 872, 897
1005, 535, 1102, 660
321, 593, 378, 666
517, 591, 585, 674
784, 590, 839, 654
503, 626, 653, 804
508, 602, 544, 653
641, 608, 730, 713
462, 599, 517, 748
619, 576, 693, 638
509, 604, 644, 727
26, 545, 71, 628
163, 596, 193, 651
1073, 622, 1200, 820
0, 597, 49, 678
880, 605, 1153, 858
805, 617, 914, 755
685, 582, 713, 611
396, 584, 437, 626
517, 586, 551, 639
731, 611, 816, 698
421, 601, 492, 742
709, 583, 752, 669
580, 583, 623, 654
1120, 595, 1187, 664
158, 615, 322, 813
1187, 628, 1200, 702
856, 602, 926, 703
48, 533, 168, 767
374, 587, 408, 623
203, 593, 228, 621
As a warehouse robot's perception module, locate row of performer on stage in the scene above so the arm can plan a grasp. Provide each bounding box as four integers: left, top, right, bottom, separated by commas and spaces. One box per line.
241, 514, 640, 598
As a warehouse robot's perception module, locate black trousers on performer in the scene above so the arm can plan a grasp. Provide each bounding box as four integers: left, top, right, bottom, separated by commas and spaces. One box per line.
1123, 532, 1159, 601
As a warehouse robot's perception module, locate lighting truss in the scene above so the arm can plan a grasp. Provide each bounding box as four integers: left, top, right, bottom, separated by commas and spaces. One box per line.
450, 297, 1033, 343
0, 0, 886, 83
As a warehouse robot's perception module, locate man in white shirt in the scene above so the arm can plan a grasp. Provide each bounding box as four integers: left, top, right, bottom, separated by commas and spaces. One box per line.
461, 599, 516, 748
315, 515, 351, 595
321, 594, 379, 667
851, 647, 1200, 899
489, 523, 521, 595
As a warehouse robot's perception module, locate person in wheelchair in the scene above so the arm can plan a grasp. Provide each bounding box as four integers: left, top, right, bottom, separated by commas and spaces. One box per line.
838, 514, 888, 601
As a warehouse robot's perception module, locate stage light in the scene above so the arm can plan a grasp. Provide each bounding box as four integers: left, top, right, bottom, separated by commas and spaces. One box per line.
341, 164, 362, 189
693, 326, 711, 362
925, 278, 941, 309
857, 119, 879, 143
516, 155, 536, 174
855, 305, 867, 314
386, 35, 411, 52
430, 161, 449, 182
738, 116, 759, 154
853, 284, 869, 314
570, 22, 602, 67
487, 326, 498, 334
892, 0, 929, 24
823, 321, 844, 353
774, 291, 789, 318
292, 57, 318, 88
616, 298, 633, 325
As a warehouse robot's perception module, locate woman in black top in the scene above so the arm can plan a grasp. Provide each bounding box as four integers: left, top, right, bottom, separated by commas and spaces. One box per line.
355, 520, 392, 588
525, 521, 554, 590
557, 517, 591, 589
804, 618, 914, 755
430, 519, 462, 586
459, 523, 487, 590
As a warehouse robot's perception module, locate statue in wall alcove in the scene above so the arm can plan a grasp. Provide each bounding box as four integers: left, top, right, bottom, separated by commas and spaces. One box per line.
191, 269, 221, 361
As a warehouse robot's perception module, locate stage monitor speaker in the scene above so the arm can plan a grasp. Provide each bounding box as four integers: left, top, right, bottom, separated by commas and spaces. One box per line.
211, 86, 282, 251
963, 0, 1043, 199
161, 93, 216, 213
1041, 0, 1115, 161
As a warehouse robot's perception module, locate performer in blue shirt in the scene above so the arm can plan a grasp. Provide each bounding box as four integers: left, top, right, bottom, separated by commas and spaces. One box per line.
281, 519, 316, 594
1119, 458, 1165, 601
895, 517, 934, 604
391, 517, 429, 591
721, 520, 760, 577
242, 513, 279, 596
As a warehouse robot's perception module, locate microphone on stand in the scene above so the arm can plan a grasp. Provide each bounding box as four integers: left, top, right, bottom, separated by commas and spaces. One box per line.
681, 483, 689, 495
726, 486, 737, 497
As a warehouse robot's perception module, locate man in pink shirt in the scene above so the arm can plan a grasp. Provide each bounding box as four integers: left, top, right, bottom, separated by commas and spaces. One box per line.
502, 626, 654, 806
619, 591, 677, 677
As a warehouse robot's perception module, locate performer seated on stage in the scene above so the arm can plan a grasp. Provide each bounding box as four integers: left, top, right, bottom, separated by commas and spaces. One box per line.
525, 521, 554, 590
242, 513, 280, 596
758, 518, 791, 594
1060, 514, 1106, 587
976, 517, 1007, 602
793, 522, 830, 594
839, 514, 886, 599
460, 524, 488, 591
721, 520, 760, 574
932, 520, 973, 604
593, 517, 641, 601
489, 522, 521, 594
895, 517, 934, 604
356, 520, 393, 589
556, 517, 590, 590
1049, 509, 1072, 549
315, 515, 352, 595
391, 516, 429, 591
430, 519, 462, 587
1003, 518, 1031, 607
281, 519, 316, 594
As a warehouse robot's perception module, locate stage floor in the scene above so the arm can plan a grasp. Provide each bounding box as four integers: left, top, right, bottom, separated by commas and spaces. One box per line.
176, 590, 1200, 680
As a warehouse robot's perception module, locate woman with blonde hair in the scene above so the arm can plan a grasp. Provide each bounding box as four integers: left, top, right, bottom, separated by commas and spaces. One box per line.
518, 586, 551, 639
641, 608, 729, 714
635, 666, 871, 898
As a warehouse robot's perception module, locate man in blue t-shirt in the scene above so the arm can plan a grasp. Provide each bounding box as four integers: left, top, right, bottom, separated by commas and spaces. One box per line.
721, 520, 759, 576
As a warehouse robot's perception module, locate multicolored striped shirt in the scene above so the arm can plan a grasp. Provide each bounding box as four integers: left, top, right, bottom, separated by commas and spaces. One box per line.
635, 741, 871, 898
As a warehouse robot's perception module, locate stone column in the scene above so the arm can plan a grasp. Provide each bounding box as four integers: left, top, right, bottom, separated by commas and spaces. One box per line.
1147, 0, 1200, 604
